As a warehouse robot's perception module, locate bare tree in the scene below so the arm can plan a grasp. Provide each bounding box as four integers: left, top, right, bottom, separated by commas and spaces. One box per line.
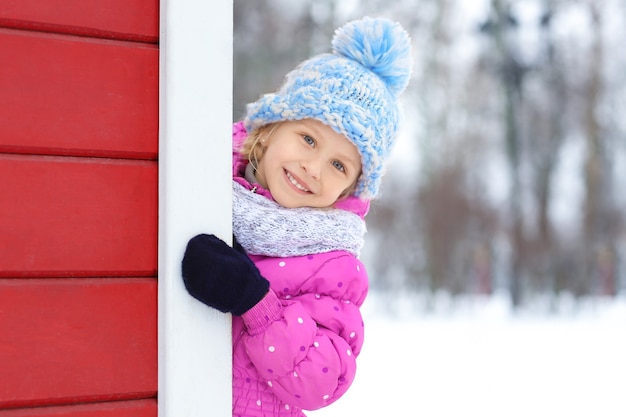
480, 0, 528, 306
581, 2, 619, 296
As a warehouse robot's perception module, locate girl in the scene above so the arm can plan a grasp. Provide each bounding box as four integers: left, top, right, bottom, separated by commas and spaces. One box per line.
182, 17, 412, 417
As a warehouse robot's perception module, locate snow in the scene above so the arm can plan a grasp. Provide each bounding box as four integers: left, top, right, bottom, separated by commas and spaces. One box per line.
311, 293, 626, 417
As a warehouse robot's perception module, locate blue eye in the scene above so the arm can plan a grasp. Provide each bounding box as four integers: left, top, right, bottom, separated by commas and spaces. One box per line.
303, 135, 315, 146
332, 160, 345, 172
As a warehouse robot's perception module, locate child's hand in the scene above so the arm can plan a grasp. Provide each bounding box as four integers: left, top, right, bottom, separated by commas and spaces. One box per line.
181, 234, 270, 315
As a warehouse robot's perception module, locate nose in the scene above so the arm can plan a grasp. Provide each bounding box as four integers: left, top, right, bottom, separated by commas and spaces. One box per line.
301, 158, 321, 180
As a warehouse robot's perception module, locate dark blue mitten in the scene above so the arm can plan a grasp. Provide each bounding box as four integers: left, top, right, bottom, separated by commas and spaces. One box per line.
182, 234, 269, 316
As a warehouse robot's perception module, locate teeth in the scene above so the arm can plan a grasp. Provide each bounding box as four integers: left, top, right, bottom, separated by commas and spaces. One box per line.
286, 171, 309, 192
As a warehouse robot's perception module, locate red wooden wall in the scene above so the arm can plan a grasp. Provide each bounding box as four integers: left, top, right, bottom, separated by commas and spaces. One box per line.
0, 1, 159, 415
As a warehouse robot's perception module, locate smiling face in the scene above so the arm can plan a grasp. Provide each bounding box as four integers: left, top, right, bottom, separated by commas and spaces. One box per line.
254, 119, 362, 208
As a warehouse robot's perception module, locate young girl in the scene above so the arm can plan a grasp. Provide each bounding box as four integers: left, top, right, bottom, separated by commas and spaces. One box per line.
182, 17, 412, 416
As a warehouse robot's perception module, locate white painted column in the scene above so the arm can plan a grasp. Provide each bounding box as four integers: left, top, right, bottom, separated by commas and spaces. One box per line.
158, 1, 233, 416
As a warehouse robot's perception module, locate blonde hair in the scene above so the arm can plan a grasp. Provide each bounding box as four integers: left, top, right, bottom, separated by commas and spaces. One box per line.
240, 123, 278, 171
240, 121, 360, 200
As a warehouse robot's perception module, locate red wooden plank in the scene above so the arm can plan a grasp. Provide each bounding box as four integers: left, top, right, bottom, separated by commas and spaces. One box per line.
0, 154, 157, 277
0, 278, 157, 409
0, 399, 156, 417
0, 28, 158, 159
0, 0, 158, 42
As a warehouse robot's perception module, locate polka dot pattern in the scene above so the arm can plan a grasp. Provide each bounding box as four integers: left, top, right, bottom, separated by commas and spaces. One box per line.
232, 246, 369, 414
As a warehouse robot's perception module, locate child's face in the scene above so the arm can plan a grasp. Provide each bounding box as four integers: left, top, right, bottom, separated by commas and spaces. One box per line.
255, 119, 362, 208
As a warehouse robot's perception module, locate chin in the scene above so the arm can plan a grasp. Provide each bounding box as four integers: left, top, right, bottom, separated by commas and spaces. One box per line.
275, 198, 315, 209
274, 191, 334, 209
273, 196, 303, 209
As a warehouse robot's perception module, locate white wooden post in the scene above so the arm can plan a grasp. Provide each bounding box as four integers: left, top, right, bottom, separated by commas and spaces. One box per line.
158, 1, 233, 416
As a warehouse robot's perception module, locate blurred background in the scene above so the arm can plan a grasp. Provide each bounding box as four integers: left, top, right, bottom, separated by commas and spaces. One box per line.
233, 1, 625, 415
234, 0, 625, 310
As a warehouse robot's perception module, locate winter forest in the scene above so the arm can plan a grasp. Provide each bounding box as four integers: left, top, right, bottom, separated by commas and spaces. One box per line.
233, 0, 626, 311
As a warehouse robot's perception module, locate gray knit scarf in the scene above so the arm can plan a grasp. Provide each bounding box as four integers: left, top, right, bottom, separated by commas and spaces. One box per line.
232, 181, 366, 257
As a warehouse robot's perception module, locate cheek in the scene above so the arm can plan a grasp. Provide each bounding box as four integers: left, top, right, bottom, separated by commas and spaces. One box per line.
331, 176, 354, 197
261, 145, 284, 166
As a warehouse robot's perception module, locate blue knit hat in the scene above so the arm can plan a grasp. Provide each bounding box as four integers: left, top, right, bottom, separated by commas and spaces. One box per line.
244, 17, 413, 199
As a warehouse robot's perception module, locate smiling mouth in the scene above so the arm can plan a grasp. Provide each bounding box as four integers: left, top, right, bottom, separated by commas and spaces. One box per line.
285, 170, 310, 193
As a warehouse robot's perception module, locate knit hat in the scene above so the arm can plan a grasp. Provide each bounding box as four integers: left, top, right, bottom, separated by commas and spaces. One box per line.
244, 17, 412, 199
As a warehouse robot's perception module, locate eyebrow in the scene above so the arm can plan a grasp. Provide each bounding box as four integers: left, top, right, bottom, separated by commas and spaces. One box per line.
299, 120, 324, 138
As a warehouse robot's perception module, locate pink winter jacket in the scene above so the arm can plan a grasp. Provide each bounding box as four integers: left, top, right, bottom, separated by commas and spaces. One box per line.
231, 122, 370, 416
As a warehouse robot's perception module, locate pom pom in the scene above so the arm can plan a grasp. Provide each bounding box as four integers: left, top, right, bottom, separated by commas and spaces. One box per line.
332, 16, 412, 96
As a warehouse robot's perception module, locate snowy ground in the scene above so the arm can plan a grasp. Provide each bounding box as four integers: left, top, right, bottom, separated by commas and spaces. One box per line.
310, 293, 626, 417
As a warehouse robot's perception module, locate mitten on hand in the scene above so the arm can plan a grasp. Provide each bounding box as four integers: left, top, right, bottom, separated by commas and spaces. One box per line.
182, 234, 270, 316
